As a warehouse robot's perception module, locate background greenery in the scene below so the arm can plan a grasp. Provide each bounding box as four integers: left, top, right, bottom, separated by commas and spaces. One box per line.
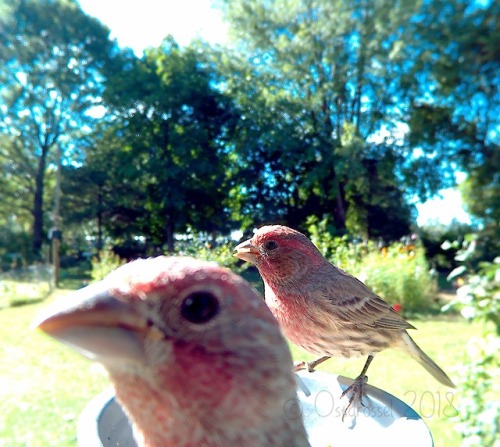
0, 0, 498, 446
0, 0, 498, 263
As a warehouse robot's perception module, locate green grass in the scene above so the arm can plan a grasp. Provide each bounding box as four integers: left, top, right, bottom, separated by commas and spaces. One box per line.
0, 290, 491, 447
0, 291, 109, 447
289, 316, 488, 447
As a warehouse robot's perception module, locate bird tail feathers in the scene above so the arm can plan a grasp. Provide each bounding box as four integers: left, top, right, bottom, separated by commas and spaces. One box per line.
400, 332, 455, 388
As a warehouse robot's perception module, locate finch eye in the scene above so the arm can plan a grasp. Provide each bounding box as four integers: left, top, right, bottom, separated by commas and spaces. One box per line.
264, 240, 278, 251
181, 291, 220, 324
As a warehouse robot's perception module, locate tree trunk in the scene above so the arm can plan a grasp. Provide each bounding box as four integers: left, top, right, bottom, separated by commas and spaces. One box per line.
333, 196, 347, 230
96, 188, 103, 258
32, 146, 48, 256
331, 178, 347, 232
318, 94, 348, 233
165, 210, 175, 253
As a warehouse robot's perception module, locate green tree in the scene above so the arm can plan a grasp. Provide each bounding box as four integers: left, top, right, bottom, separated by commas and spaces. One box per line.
59, 158, 108, 255
80, 38, 238, 253
407, 0, 499, 261
214, 0, 423, 236
460, 146, 500, 263
213, 0, 498, 238
406, 0, 498, 190
60, 121, 152, 257
0, 0, 114, 256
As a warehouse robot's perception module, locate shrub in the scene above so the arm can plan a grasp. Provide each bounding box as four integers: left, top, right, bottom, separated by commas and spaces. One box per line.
307, 219, 436, 313
90, 249, 126, 282
444, 253, 500, 447
307, 216, 373, 270
0, 265, 54, 308
175, 241, 242, 273
354, 243, 436, 313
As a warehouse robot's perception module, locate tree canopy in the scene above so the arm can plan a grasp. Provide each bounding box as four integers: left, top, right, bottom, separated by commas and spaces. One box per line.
63, 38, 239, 253
0, 0, 114, 256
215, 0, 498, 235
0, 0, 497, 261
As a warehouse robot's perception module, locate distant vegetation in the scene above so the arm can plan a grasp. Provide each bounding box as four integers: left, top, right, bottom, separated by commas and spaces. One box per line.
0, 0, 497, 266
0, 265, 54, 309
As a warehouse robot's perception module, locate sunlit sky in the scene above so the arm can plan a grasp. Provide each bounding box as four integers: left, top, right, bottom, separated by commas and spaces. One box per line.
77, 0, 228, 52
77, 0, 471, 227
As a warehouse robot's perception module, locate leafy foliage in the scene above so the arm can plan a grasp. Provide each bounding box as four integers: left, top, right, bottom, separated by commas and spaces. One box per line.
453, 334, 500, 447
460, 146, 500, 264
174, 237, 242, 271
419, 220, 475, 272
90, 249, 125, 282
443, 240, 500, 446
0, 0, 114, 256
304, 218, 436, 313
0, 0, 498, 264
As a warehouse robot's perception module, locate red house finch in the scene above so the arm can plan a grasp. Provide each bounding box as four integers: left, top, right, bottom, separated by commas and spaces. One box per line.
36, 256, 310, 447
234, 225, 454, 414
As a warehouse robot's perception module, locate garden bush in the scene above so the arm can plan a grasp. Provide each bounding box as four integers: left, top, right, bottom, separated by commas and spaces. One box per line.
354, 243, 436, 313
90, 249, 126, 281
175, 240, 242, 273
444, 246, 500, 447
307, 218, 436, 313
0, 264, 54, 308
90, 240, 243, 283
91, 228, 436, 314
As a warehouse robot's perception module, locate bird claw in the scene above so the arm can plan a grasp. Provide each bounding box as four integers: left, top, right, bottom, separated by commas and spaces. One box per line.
293, 360, 315, 373
294, 355, 330, 373
340, 374, 368, 422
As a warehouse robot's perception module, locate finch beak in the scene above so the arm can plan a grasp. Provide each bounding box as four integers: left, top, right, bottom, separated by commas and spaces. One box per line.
234, 239, 260, 264
34, 281, 149, 365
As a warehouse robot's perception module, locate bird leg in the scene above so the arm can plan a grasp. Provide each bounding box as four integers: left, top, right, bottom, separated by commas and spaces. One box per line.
294, 355, 331, 372
340, 354, 374, 421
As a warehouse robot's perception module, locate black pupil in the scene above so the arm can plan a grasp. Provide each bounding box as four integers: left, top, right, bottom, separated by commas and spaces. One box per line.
265, 240, 278, 250
181, 292, 220, 324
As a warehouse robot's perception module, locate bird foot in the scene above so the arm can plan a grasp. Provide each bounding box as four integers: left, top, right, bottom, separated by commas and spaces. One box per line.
340, 374, 368, 422
294, 360, 314, 372
294, 355, 330, 373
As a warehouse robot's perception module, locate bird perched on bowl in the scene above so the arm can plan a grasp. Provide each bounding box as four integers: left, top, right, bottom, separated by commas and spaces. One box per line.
35, 256, 310, 447
234, 225, 454, 417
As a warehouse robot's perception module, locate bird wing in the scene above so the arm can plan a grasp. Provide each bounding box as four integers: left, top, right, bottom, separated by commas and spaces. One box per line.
314, 266, 415, 331
324, 293, 415, 330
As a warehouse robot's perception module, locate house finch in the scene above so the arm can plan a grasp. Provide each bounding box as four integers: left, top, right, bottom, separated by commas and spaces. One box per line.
234, 225, 455, 415
35, 256, 310, 447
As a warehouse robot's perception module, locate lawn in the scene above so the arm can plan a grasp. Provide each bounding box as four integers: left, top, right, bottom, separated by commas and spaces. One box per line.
0, 291, 109, 447
0, 289, 490, 447
289, 317, 480, 447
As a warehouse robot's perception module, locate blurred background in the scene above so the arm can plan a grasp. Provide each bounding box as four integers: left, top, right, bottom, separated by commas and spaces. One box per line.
0, 1, 498, 446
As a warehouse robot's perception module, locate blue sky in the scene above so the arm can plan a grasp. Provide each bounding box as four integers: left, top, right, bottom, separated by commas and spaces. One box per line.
77, 0, 471, 227
77, 0, 228, 52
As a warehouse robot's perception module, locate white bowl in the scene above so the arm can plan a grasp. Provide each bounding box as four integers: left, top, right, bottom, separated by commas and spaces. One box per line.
78, 371, 433, 447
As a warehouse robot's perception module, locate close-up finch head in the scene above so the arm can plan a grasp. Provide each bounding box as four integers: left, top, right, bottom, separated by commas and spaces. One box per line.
35, 256, 309, 447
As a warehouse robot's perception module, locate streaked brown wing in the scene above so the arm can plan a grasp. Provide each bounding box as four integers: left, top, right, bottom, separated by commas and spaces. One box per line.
327, 294, 415, 330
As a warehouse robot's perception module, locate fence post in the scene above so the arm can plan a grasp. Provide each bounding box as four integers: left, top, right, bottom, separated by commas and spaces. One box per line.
49, 228, 62, 287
